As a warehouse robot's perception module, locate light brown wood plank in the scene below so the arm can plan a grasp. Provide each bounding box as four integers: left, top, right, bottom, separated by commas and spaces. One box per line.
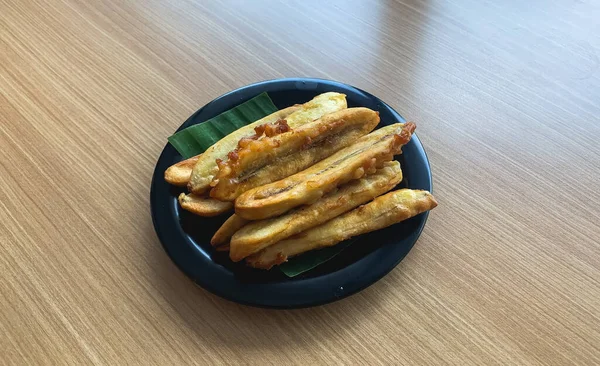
1, 0, 599, 364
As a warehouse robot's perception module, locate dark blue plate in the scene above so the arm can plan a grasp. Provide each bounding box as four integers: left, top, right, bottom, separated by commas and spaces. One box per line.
150, 78, 432, 308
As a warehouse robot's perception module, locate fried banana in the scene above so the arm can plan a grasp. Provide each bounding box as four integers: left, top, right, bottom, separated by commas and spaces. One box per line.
229, 161, 403, 262
178, 193, 233, 217
210, 108, 380, 201
246, 189, 438, 269
164, 155, 200, 186
188, 92, 347, 194
187, 106, 298, 194
211, 214, 249, 247
235, 123, 416, 220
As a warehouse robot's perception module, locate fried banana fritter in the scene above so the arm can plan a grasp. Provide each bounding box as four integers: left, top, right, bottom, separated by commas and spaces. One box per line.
178, 193, 233, 217
229, 161, 402, 262
164, 155, 200, 186
210, 107, 380, 201
188, 92, 347, 194
246, 189, 437, 269
186, 106, 299, 194
235, 123, 416, 220
211, 214, 249, 247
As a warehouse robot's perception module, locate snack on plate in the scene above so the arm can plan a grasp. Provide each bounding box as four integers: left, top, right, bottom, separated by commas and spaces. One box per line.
164, 155, 200, 186
234, 123, 416, 220
229, 161, 403, 262
188, 92, 347, 194
210, 107, 380, 201
211, 214, 249, 247
164, 90, 436, 273
178, 193, 233, 217
246, 189, 438, 269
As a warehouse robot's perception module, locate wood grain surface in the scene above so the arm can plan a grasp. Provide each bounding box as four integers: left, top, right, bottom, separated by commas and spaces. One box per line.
1, 0, 599, 364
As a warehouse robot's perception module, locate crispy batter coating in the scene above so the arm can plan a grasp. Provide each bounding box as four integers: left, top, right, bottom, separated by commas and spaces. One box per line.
210, 214, 249, 247
229, 161, 402, 262
235, 123, 416, 220
246, 189, 438, 269
164, 155, 200, 186
178, 193, 233, 217
210, 108, 380, 201
188, 92, 347, 194
187, 106, 299, 194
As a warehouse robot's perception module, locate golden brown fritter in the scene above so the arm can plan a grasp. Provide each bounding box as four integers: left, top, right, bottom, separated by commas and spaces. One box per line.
234, 123, 416, 220
188, 92, 347, 194
164, 155, 200, 186
246, 189, 437, 269
178, 193, 233, 217
187, 106, 300, 194
229, 161, 402, 262
210, 107, 380, 201
210, 214, 249, 247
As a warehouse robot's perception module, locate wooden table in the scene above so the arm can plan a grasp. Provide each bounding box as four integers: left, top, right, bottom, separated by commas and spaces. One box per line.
1, 0, 599, 364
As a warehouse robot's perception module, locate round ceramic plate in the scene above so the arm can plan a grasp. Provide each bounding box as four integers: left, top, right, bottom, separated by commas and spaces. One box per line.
151, 78, 432, 308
